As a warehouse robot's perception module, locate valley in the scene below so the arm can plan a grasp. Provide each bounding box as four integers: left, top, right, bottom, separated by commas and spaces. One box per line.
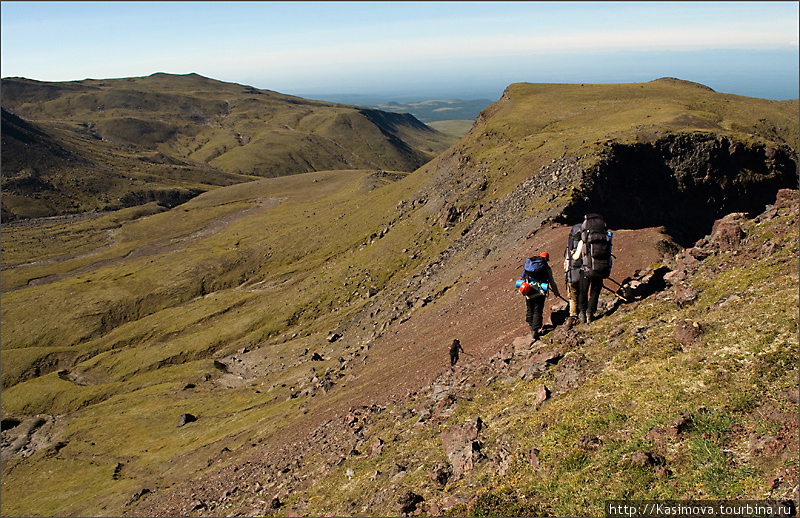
1, 73, 458, 221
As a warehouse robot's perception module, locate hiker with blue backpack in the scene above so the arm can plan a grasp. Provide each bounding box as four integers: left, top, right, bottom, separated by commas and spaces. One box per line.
517, 252, 561, 340
571, 213, 613, 323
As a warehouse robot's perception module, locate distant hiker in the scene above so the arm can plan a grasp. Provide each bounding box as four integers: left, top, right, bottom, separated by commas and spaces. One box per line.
449, 339, 464, 366
573, 213, 613, 323
519, 252, 561, 340
563, 223, 584, 327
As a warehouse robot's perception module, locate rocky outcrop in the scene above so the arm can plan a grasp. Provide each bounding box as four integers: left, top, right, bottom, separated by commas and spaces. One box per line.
428, 462, 452, 489
563, 134, 798, 246
441, 417, 484, 480
674, 320, 703, 348
176, 413, 197, 427
552, 352, 596, 395
396, 490, 424, 515
665, 187, 798, 287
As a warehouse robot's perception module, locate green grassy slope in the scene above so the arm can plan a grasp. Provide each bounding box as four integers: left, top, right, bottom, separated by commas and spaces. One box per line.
0, 105, 248, 220
1, 168, 439, 516
424, 78, 798, 205
1, 79, 797, 517
1, 73, 457, 220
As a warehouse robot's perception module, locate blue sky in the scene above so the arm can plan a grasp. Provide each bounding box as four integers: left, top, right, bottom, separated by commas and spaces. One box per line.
1, 1, 798, 102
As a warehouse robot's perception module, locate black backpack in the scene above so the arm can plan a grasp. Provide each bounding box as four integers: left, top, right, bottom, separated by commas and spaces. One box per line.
580, 214, 612, 279
522, 257, 549, 283
565, 223, 583, 284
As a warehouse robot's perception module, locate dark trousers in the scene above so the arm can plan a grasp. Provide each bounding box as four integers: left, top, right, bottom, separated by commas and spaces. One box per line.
525, 294, 546, 333
578, 275, 604, 317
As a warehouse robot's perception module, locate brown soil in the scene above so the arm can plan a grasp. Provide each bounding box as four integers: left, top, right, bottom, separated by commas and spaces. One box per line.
130, 223, 674, 516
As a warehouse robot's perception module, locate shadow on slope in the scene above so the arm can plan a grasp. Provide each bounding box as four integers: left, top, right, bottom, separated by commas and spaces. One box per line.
562, 134, 798, 246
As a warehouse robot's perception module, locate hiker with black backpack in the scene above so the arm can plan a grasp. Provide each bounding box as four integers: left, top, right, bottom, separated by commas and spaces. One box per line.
563, 223, 583, 327
449, 338, 465, 366
518, 252, 561, 340
573, 213, 613, 323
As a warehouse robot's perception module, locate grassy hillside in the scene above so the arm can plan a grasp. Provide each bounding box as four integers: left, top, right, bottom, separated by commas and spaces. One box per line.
0, 165, 455, 516
400, 78, 798, 252
1, 79, 797, 517
1, 73, 457, 220
427, 119, 476, 138
428, 78, 798, 204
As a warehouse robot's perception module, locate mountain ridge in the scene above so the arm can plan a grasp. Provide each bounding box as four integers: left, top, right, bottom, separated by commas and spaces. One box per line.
1, 73, 457, 221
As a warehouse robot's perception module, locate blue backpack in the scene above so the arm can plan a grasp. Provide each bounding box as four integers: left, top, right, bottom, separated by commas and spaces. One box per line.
522, 257, 549, 284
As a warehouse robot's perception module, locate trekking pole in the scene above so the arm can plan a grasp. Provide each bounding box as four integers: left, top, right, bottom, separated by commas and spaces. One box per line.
602, 283, 629, 302
606, 278, 624, 288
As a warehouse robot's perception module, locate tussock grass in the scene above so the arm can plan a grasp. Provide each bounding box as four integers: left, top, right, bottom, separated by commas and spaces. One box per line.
1, 165, 455, 516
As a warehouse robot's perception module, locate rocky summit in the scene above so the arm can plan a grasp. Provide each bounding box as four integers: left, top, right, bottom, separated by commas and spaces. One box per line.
1, 77, 798, 517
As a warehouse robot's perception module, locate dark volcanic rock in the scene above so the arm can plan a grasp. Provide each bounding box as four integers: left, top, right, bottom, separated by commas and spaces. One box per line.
674, 284, 699, 307
365, 437, 384, 458
667, 412, 695, 436
428, 462, 452, 489
562, 134, 798, 246
492, 446, 512, 476
533, 384, 550, 407
552, 352, 594, 394
397, 490, 424, 515
528, 447, 542, 471
177, 413, 197, 427
674, 320, 703, 347
627, 450, 666, 468
710, 214, 747, 252
441, 417, 483, 479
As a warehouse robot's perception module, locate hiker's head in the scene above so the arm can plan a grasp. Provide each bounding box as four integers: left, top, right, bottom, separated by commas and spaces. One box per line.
539, 252, 549, 261
453, 339, 460, 345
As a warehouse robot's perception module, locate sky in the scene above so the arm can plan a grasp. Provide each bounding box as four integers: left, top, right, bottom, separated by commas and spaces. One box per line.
1, 1, 798, 103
